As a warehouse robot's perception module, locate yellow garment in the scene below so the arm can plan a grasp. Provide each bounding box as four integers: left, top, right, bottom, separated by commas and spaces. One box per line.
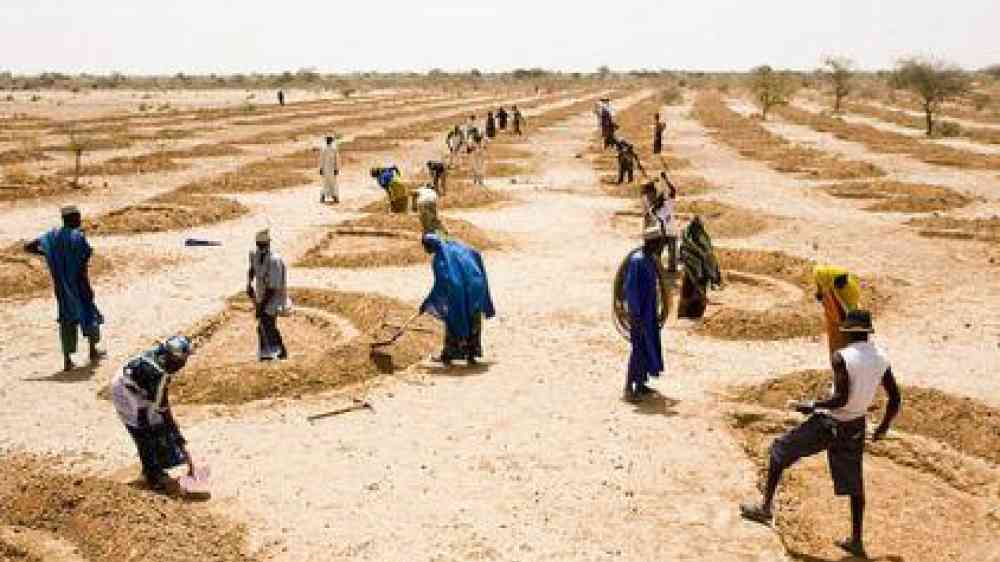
814, 265, 861, 356
813, 265, 860, 311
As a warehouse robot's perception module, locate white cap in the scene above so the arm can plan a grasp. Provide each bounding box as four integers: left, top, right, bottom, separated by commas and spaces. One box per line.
255, 229, 270, 243
643, 225, 665, 241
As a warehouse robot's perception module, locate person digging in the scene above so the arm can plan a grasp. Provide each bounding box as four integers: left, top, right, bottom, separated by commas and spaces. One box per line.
740, 310, 902, 560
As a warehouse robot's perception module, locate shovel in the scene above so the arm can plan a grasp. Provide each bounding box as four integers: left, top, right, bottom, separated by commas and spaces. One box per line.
370, 311, 424, 349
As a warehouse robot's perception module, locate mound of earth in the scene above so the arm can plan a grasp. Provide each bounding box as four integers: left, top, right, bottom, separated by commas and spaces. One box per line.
297, 213, 499, 269
906, 215, 1000, 243
87, 192, 248, 235
168, 289, 439, 405
820, 180, 972, 213
0, 454, 260, 562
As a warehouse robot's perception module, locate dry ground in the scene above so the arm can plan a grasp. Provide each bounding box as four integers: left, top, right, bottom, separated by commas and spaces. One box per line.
1, 86, 998, 562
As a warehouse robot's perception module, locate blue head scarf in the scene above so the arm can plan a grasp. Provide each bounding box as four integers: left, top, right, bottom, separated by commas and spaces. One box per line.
38, 226, 103, 329
420, 234, 495, 339
623, 249, 663, 380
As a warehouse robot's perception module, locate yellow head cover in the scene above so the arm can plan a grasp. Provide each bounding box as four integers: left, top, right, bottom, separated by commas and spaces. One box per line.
813, 265, 861, 312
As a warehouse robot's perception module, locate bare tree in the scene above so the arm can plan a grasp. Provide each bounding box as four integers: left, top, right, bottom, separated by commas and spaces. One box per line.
65, 130, 93, 188
821, 56, 854, 113
749, 65, 797, 120
895, 57, 970, 136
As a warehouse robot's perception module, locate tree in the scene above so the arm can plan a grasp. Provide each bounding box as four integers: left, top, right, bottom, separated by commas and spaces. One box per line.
821, 56, 854, 113
65, 130, 94, 189
597, 65, 611, 78
895, 57, 970, 136
982, 64, 1000, 80
748, 65, 797, 120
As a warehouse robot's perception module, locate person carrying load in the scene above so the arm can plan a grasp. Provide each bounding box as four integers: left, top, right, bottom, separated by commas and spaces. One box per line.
370, 165, 409, 213
814, 265, 862, 356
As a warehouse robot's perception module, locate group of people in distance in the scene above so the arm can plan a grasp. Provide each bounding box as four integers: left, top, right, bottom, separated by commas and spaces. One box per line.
20, 94, 902, 558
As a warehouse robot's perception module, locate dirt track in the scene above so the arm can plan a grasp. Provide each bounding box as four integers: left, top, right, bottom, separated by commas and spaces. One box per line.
2, 88, 999, 561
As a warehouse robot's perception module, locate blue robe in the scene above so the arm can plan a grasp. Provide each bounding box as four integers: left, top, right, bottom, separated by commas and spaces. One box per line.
624, 249, 663, 385
420, 234, 495, 339
38, 227, 103, 329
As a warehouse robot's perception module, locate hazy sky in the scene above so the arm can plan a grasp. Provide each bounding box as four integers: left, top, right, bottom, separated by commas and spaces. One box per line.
2, 0, 998, 74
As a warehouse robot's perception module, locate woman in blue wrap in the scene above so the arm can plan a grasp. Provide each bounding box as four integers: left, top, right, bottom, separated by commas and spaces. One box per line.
623, 227, 667, 401
420, 233, 496, 365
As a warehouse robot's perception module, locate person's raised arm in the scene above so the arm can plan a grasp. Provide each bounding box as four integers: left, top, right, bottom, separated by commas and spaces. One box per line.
873, 367, 901, 440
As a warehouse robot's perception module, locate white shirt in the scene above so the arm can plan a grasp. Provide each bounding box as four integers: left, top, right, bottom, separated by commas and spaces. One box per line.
250, 249, 289, 316
829, 341, 890, 422
319, 143, 339, 174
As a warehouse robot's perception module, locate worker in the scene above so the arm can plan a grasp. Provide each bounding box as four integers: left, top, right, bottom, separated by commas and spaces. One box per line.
247, 229, 290, 361
641, 173, 679, 272
677, 217, 721, 318
814, 266, 862, 356
24, 205, 105, 372
740, 310, 901, 560
427, 160, 447, 195
110, 335, 195, 491
277, 90, 285, 106
652, 113, 666, 155
497, 106, 509, 130
622, 226, 668, 402
371, 165, 409, 212
597, 98, 616, 149
469, 141, 486, 186
485, 111, 497, 139
465, 115, 481, 144
318, 135, 340, 204
511, 105, 524, 135
615, 139, 644, 184
420, 233, 495, 366
446, 125, 465, 163
415, 184, 447, 236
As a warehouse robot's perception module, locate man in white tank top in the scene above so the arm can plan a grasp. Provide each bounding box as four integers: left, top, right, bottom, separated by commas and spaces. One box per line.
740, 310, 902, 559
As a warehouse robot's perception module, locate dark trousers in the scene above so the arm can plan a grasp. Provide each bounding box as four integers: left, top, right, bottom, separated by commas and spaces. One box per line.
126, 424, 186, 480
442, 314, 483, 362
664, 235, 678, 272
770, 414, 866, 497
618, 162, 634, 184
431, 169, 447, 194
258, 313, 287, 359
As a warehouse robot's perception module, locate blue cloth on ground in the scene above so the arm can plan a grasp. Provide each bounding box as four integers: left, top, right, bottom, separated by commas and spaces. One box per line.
38, 227, 103, 329
624, 249, 663, 383
420, 234, 495, 339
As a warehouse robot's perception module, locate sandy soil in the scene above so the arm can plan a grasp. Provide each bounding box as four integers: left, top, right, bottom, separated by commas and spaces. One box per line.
1, 88, 998, 562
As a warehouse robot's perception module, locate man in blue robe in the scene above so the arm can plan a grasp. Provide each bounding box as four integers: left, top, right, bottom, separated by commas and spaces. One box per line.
420, 233, 496, 366
623, 226, 667, 401
24, 205, 104, 371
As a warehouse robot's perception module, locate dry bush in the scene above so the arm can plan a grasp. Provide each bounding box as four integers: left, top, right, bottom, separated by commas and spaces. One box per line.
298, 213, 499, 269
692, 92, 885, 179
905, 215, 1000, 242
0, 454, 259, 562
170, 289, 439, 405
820, 180, 972, 213
776, 105, 1000, 170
